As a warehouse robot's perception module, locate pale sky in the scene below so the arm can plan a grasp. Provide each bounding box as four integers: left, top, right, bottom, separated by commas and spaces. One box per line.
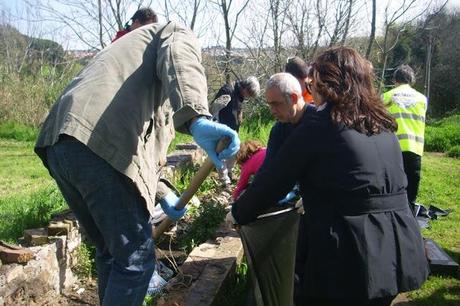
1, 0, 459, 50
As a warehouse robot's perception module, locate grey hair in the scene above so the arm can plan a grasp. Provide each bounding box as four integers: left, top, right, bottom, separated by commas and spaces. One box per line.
266, 73, 302, 103
393, 64, 415, 85
240, 76, 261, 97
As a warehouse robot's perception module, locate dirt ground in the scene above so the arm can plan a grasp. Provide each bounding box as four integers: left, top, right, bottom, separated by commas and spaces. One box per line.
5, 278, 99, 306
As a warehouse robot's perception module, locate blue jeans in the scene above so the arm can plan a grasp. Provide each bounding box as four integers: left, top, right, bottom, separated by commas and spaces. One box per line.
46, 136, 155, 306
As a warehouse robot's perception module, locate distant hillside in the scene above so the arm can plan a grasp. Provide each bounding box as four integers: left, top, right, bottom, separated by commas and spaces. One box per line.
0, 24, 65, 68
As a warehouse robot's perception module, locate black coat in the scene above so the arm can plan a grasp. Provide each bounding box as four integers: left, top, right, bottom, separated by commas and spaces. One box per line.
216, 82, 244, 131
232, 104, 429, 300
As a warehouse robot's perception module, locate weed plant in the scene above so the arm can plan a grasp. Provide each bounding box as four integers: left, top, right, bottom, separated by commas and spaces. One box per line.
73, 241, 97, 279
178, 201, 227, 253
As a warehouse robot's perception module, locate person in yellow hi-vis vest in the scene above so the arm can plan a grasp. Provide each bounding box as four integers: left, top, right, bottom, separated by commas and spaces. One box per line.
383, 65, 427, 212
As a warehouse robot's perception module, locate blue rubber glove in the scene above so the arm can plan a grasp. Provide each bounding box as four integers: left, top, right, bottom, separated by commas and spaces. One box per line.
159, 192, 187, 221
190, 117, 240, 169
278, 186, 300, 206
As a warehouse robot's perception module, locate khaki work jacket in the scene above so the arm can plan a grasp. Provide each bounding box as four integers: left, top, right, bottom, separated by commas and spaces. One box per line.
35, 22, 210, 216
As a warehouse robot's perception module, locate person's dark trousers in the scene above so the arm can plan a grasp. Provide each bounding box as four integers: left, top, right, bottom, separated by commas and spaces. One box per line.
303, 296, 396, 306
402, 151, 422, 211
46, 136, 155, 306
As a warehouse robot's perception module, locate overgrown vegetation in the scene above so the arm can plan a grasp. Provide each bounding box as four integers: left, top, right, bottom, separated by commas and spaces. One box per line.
0, 25, 82, 126
425, 115, 460, 155
0, 185, 66, 242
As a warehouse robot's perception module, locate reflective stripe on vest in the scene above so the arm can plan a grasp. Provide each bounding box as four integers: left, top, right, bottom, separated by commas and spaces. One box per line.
397, 134, 424, 143
392, 112, 425, 122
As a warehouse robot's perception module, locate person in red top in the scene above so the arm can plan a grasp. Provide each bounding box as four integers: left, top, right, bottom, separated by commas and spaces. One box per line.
112, 8, 158, 42
233, 140, 267, 200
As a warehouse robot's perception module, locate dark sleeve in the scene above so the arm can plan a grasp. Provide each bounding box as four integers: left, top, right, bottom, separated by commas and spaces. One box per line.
232, 122, 315, 224
215, 84, 233, 99
265, 123, 284, 163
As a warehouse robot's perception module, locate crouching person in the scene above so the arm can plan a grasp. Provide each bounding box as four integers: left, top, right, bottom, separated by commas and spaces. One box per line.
34, 22, 239, 306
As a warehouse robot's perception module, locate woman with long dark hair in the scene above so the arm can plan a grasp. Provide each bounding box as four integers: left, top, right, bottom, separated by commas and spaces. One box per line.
231, 47, 428, 306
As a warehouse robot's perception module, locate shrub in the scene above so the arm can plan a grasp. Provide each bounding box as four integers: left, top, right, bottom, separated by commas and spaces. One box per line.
447, 145, 460, 158
425, 114, 460, 153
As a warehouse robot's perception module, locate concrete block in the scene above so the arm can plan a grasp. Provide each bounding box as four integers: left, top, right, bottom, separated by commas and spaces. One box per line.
188, 242, 218, 259
48, 221, 71, 236
161, 223, 244, 306
24, 228, 48, 246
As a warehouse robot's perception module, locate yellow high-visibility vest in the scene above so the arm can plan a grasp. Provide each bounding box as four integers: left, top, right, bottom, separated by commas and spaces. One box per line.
383, 84, 427, 156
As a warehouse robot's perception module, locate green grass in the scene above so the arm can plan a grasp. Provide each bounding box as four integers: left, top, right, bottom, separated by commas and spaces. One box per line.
0, 121, 458, 304
0, 139, 53, 199
0, 185, 66, 242
447, 145, 460, 158
408, 153, 460, 305
0, 138, 66, 242
0, 121, 38, 141
0, 139, 53, 198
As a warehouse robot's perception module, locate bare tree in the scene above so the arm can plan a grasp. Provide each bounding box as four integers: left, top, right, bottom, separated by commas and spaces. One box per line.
235, 2, 272, 79
375, 0, 434, 91
324, 0, 359, 47
310, 0, 327, 57
286, 0, 312, 58
210, 0, 251, 84
268, 0, 290, 72
24, 0, 152, 50
365, 0, 376, 58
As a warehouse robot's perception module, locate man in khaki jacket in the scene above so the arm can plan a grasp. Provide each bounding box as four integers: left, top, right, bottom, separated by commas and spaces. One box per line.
35, 22, 239, 306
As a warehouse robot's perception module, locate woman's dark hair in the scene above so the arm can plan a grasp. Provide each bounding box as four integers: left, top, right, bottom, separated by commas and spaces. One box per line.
309, 46, 397, 134
236, 140, 264, 165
